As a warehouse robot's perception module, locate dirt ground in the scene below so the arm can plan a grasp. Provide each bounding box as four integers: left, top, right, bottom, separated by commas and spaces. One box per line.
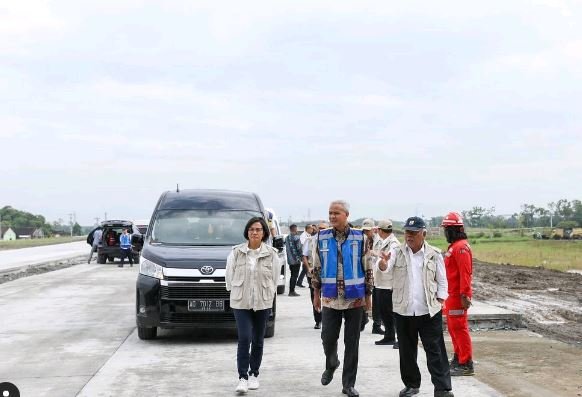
473, 260, 582, 345
459, 330, 582, 397
464, 260, 582, 396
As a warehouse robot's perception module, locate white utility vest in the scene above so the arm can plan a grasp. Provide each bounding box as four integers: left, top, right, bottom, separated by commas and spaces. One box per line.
392, 242, 443, 317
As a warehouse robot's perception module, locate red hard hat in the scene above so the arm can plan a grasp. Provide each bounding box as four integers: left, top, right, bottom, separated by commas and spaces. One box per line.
441, 212, 464, 227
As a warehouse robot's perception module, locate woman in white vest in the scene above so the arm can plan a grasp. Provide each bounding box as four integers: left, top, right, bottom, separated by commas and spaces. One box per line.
225, 216, 280, 394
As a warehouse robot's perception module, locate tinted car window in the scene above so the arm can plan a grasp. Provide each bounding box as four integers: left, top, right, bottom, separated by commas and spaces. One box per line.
151, 209, 261, 245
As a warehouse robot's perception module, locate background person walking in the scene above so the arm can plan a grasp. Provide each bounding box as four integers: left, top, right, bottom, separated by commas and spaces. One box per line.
372, 219, 400, 348
285, 224, 303, 297
225, 217, 280, 394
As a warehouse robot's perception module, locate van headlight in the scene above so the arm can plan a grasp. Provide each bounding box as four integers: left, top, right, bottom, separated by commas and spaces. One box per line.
140, 258, 164, 280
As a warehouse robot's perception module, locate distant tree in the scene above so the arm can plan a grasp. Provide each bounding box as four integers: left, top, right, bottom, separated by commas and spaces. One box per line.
556, 220, 577, 229
571, 200, 582, 226
0, 205, 52, 230
72, 222, 82, 236
519, 204, 537, 227
556, 199, 573, 219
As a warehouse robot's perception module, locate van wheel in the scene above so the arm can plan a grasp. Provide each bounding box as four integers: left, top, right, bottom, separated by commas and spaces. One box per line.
265, 322, 275, 338
97, 254, 107, 264
138, 326, 157, 340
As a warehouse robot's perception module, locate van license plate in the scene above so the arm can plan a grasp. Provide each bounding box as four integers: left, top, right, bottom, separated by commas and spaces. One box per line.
188, 299, 225, 312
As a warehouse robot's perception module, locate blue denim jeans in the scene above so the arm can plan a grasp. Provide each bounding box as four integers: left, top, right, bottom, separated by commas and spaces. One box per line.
233, 308, 271, 379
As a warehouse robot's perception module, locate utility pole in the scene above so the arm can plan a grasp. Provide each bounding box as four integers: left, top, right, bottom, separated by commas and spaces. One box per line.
104, 212, 108, 221
68, 213, 73, 237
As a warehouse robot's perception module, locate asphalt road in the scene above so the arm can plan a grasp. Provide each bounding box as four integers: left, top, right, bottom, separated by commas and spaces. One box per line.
0, 263, 502, 397
0, 241, 88, 273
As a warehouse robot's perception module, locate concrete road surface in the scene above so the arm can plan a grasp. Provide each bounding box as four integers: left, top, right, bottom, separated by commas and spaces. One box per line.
0, 264, 502, 397
0, 241, 88, 273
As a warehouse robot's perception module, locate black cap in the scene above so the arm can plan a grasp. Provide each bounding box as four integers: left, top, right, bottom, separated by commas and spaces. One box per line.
403, 216, 426, 231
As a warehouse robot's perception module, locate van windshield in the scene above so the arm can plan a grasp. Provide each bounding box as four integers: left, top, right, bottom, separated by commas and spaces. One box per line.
150, 209, 262, 245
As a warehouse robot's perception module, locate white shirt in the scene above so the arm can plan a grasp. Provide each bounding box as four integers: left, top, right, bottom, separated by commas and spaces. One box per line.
302, 237, 312, 257
380, 243, 448, 316
299, 231, 310, 245
247, 247, 260, 307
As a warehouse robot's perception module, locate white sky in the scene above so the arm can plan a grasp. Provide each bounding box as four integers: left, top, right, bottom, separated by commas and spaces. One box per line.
1, 0, 581, 225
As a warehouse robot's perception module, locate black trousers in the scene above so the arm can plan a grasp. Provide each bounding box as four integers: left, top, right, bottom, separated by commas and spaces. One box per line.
321, 306, 363, 388
119, 248, 133, 266
297, 266, 307, 286
377, 288, 396, 341
372, 287, 381, 326
307, 276, 322, 324
395, 311, 451, 391
289, 264, 300, 292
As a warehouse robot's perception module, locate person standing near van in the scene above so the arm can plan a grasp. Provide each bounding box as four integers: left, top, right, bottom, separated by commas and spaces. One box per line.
118, 228, 133, 268
226, 217, 280, 394
87, 227, 103, 264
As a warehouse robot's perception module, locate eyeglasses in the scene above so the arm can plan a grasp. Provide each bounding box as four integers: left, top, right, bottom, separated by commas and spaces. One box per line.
248, 228, 264, 233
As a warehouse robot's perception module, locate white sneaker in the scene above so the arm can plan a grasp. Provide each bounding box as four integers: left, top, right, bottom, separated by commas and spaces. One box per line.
235, 378, 248, 394
248, 375, 259, 390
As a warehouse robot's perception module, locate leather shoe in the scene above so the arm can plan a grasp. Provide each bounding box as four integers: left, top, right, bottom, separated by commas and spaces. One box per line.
393, 341, 399, 349
372, 324, 385, 334
399, 386, 420, 397
321, 360, 340, 385
434, 391, 454, 397
342, 386, 359, 396
314, 322, 321, 329
375, 338, 396, 345
288, 291, 300, 297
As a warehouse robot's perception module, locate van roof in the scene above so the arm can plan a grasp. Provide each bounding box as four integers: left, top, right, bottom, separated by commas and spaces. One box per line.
157, 189, 264, 212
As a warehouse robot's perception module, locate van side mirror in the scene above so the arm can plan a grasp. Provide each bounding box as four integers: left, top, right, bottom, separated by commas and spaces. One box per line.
272, 236, 284, 252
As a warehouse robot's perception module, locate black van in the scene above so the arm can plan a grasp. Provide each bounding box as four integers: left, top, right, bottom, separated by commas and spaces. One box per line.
136, 189, 284, 340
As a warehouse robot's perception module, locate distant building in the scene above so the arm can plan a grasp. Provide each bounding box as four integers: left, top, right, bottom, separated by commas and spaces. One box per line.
1, 227, 17, 241
0, 227, 45, 240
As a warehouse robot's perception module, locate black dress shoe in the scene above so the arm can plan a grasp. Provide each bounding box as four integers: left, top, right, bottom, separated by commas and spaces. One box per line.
372, 324, 385, 334
342, 386, 359, 396
321, 360, 340, 385
399, 386, 420, 397
393, 341, 400, 349
288, 291, 300, 297
375, 338, 396, 345
314, 322, 321, 329
434, 391, 454, 397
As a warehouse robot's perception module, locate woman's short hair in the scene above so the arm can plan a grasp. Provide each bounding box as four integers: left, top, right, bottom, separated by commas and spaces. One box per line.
243, 217, 270, 242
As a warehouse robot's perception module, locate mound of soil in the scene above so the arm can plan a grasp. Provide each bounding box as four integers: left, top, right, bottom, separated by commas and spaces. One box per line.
473, 260, 582, 345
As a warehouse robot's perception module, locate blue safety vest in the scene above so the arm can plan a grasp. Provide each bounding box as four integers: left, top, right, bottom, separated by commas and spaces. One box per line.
318, 228, 365, 299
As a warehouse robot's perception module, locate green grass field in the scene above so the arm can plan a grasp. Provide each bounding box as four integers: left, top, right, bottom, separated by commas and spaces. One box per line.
426, 236, 582, 272
0, 236, 85, 251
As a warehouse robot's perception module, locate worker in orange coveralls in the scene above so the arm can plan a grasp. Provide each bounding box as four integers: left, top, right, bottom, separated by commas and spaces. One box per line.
441, 212, 474, 376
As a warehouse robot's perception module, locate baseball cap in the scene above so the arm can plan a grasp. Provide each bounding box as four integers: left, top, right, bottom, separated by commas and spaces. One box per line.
403, 216, 426, 231
361, 218, 375, 230
377, 219, 393, 230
